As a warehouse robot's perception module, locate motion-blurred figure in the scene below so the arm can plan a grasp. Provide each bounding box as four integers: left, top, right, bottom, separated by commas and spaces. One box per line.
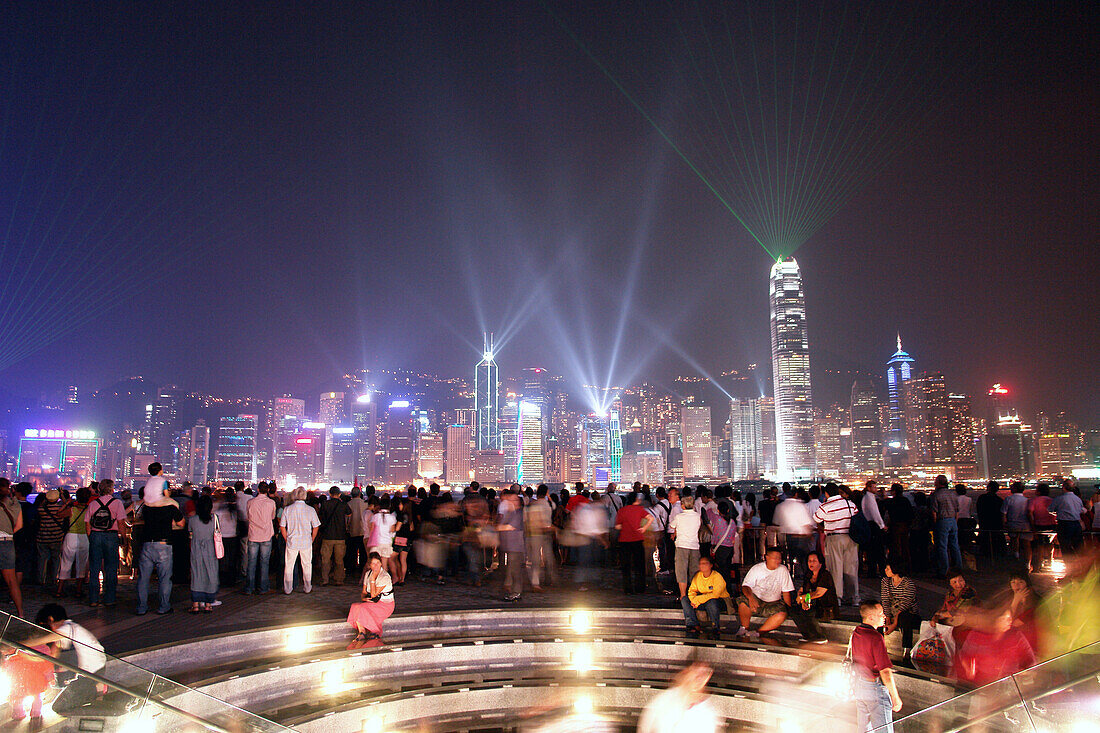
637, 663, 719, 733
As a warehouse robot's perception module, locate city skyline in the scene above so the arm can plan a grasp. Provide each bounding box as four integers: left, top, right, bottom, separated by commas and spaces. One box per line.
0, 3, 1096, 422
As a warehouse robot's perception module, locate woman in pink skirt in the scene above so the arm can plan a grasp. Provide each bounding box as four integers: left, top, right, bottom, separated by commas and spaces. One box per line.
347, 552, 395, 649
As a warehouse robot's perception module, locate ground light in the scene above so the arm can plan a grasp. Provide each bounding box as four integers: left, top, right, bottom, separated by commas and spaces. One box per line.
571, 609, 591, 634
361, 712, 387, 733
573, 695, 593, 715
285, 626, 310, 653
322, 669, 346, 695
572, 645, 594, 674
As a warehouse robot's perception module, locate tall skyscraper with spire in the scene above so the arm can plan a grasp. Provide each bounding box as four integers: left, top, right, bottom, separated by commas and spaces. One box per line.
885, 335, 915, 467
475, 333, 500, 451
769, 257, 814, 477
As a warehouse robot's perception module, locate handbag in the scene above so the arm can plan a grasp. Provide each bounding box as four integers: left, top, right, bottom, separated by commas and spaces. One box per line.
839, 635, 860, 701
911, 624, 951, 673
213, 514, 225, 560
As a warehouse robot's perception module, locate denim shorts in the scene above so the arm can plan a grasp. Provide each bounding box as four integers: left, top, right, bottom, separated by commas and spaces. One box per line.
0, 539, 15, 571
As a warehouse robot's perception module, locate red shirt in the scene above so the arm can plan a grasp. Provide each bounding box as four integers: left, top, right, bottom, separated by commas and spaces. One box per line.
1027, 496, 1055, 527
955, 628, 1035, 686
615, 504, 650, 543
566, 495, 590, 513
851, 624, 892, 680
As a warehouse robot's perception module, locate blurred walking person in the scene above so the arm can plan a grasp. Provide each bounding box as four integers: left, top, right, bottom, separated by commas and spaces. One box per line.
497, 490, 525, 601
525, 485, 557, 591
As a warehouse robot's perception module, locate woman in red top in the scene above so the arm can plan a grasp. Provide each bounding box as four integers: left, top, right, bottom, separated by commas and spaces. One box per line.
1007, 572, 1039, 652
955, 607, 1036, 687
1027, 483, 1057, 571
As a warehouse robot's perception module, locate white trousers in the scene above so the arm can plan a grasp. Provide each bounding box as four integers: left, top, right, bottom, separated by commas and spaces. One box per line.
58, 533, 89, 580
284, 545, 313, 594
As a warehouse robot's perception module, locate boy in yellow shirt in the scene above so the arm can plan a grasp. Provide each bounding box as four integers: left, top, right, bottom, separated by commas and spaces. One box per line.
681, 556, 730, 638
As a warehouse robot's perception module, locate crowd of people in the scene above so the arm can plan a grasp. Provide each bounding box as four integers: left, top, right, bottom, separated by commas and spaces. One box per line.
0, 468, 1096, 730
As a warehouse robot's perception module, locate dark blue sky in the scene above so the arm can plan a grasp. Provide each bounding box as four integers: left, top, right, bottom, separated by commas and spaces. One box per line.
0, 1, 1097, 421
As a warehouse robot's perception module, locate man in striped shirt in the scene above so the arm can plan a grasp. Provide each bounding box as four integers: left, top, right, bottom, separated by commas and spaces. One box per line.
812, 483, 860, 606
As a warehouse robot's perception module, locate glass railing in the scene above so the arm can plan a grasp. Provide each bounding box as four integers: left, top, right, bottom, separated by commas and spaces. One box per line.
0, 611, 292, 732
880, 640, 1100, 732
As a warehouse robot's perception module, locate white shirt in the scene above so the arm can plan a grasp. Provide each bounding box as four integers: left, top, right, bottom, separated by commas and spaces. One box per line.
774, 499, 815, 535
638, 686, 720, 733
214, 503, 237, 538
670, 509, 701, 550
235, 492, 252, 521
806, 498, 822, 517
861, 492, 886, 530
648, 500, 671, 532
956, 494, 972, 520
141, 475, 168, 505
572, 501, 606, 537
741, 561, 795, 603
346, 497, 366, 536
363, 567, 394, 602
369, 511, 397, 547
56, 620, 105, 673
279, 501, 320, 550
668, 500, 683, 523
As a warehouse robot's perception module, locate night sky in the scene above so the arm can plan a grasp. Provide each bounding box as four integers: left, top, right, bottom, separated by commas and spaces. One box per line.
0, 2, 1096, 421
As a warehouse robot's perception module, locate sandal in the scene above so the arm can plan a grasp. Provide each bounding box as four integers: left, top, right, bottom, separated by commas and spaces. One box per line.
346, 633, 366, 650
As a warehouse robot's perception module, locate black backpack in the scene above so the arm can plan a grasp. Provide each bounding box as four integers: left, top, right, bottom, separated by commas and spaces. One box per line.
89, 498, 117, 531
848, 505, 875, 546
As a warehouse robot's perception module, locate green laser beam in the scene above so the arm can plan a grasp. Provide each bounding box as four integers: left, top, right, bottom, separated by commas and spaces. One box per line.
539, 0, 776, 261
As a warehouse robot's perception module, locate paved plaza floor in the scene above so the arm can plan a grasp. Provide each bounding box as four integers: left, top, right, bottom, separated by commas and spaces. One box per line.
1, 553, 1050, 662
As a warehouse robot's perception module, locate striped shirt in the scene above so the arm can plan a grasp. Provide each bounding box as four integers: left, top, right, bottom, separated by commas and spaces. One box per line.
880, 576, 917, 618
812, 496, 857, 535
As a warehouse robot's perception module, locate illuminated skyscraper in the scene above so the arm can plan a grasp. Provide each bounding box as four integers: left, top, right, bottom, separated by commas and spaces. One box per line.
185, 421, 210, 485
385, 401, 416, 485
318, 391, 346, 480
728, 398, 763, 480
417, 432, 444, 480
351, 394, 377, 481
475, 334, 500, 450
946, 393, 977, 467
270, 397, 306, 437
769, 257, 814, 477
276, 422, 327, 487
500, 399, 519, 481
607, 410, 623, 483
318, 392, 346, 427
680, 405, 713, 479
150, 386, 184, 471
813, 417, 843, 476
216, 415, 258, 484
516, 402, 544, 485
445, 424, 474, 485
850, 380, 883, 474
906, 372, 952, 464
578, 413, 609, 482
885, 336, 915, 467
329, 427, 356, 483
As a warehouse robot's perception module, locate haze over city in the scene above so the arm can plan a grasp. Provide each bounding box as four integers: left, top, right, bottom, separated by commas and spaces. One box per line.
0, 2, 1096, 422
